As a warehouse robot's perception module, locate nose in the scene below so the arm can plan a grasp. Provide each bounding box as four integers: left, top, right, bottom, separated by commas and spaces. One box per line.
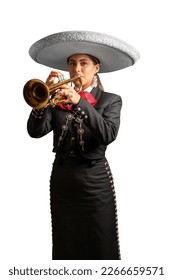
74, 62, 81, 73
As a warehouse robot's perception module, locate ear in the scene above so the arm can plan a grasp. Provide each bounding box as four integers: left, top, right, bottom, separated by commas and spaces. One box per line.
95, 64, 100, 73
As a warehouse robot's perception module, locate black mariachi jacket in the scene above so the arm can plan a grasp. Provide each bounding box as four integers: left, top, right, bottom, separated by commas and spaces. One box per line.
27, 86, 122, 160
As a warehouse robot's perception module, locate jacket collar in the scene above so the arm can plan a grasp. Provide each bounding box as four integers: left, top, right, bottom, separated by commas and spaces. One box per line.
91, 86, 103, 103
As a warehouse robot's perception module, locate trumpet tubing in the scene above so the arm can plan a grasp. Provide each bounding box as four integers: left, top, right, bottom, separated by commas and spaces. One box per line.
23, 76, 81, 109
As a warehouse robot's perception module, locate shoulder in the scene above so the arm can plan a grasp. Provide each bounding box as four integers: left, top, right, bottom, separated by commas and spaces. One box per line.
96, 90, 122, 109
101, 90, 121, 100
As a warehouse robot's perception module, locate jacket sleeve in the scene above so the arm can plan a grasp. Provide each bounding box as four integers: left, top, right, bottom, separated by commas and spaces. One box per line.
74, 93, 122, 145
27, 107, 53, 138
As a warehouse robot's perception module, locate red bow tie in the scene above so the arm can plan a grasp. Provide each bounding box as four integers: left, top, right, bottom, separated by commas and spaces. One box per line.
57, 91, 97, 110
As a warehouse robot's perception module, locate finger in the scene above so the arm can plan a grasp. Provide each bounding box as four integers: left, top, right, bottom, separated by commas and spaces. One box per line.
58, 89, 67, 97
48, 71, 63, 79
50, 70, 61, 75
46, 77, 57, 85
59, 84, 72, 90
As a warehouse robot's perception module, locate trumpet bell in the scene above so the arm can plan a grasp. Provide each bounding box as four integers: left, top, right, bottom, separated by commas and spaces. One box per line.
23, 79, 50, 109
23, 76, 82, 109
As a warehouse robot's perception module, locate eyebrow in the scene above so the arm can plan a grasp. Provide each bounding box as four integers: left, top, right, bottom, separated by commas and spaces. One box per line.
68, 58, 90, 62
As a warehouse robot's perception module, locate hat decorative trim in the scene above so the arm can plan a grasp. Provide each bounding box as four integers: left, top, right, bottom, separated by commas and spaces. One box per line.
29, 31, 140, 73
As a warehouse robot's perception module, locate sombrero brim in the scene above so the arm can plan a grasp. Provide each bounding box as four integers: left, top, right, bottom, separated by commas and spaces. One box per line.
29, 31, 140, 73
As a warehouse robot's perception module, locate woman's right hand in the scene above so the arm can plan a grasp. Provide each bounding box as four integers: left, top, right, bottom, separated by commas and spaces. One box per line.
46, 70, 64, 86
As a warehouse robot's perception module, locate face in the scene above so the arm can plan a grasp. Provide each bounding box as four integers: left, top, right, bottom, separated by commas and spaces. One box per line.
68, 54, 100, 90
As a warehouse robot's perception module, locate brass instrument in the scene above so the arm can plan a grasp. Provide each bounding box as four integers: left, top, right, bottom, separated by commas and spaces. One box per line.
23, 76, 81, 109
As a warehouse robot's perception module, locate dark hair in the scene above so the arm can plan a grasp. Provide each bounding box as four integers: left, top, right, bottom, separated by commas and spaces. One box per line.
87, 55, 104, 91
87, 54, 100, 65
67, 54, 104, 91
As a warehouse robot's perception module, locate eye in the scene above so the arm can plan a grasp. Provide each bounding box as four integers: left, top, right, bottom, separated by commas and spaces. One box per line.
81, 61, 87, 66
69, 61, 76, 66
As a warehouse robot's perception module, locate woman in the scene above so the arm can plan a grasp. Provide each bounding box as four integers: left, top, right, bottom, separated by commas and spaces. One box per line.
26, 31, 140, 260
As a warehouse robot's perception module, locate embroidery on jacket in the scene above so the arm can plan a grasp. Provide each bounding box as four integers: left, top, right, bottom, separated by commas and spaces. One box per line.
57, 107, 88, 151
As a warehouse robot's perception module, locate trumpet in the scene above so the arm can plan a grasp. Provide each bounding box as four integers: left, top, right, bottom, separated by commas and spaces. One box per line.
23, 76, 82, 109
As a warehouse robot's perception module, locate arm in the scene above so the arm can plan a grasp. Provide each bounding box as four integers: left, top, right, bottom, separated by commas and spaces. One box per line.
74, 93, 122, 145
27, 70, 61, 138
27, 107, 53, 138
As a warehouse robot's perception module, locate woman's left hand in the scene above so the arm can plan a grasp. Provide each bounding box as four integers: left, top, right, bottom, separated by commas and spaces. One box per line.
58, 84, 81, 105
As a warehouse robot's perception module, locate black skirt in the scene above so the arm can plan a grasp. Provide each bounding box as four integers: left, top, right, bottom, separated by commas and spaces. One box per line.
50, 155, 121, 260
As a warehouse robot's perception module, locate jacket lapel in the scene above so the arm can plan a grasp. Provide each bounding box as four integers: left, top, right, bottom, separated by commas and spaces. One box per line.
91, 87, 103, 108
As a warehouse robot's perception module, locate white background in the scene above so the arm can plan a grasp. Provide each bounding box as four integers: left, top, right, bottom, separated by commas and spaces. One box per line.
1, 0, 172, 279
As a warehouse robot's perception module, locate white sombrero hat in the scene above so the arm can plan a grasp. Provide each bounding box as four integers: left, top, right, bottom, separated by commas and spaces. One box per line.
29, 30, 140, 73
